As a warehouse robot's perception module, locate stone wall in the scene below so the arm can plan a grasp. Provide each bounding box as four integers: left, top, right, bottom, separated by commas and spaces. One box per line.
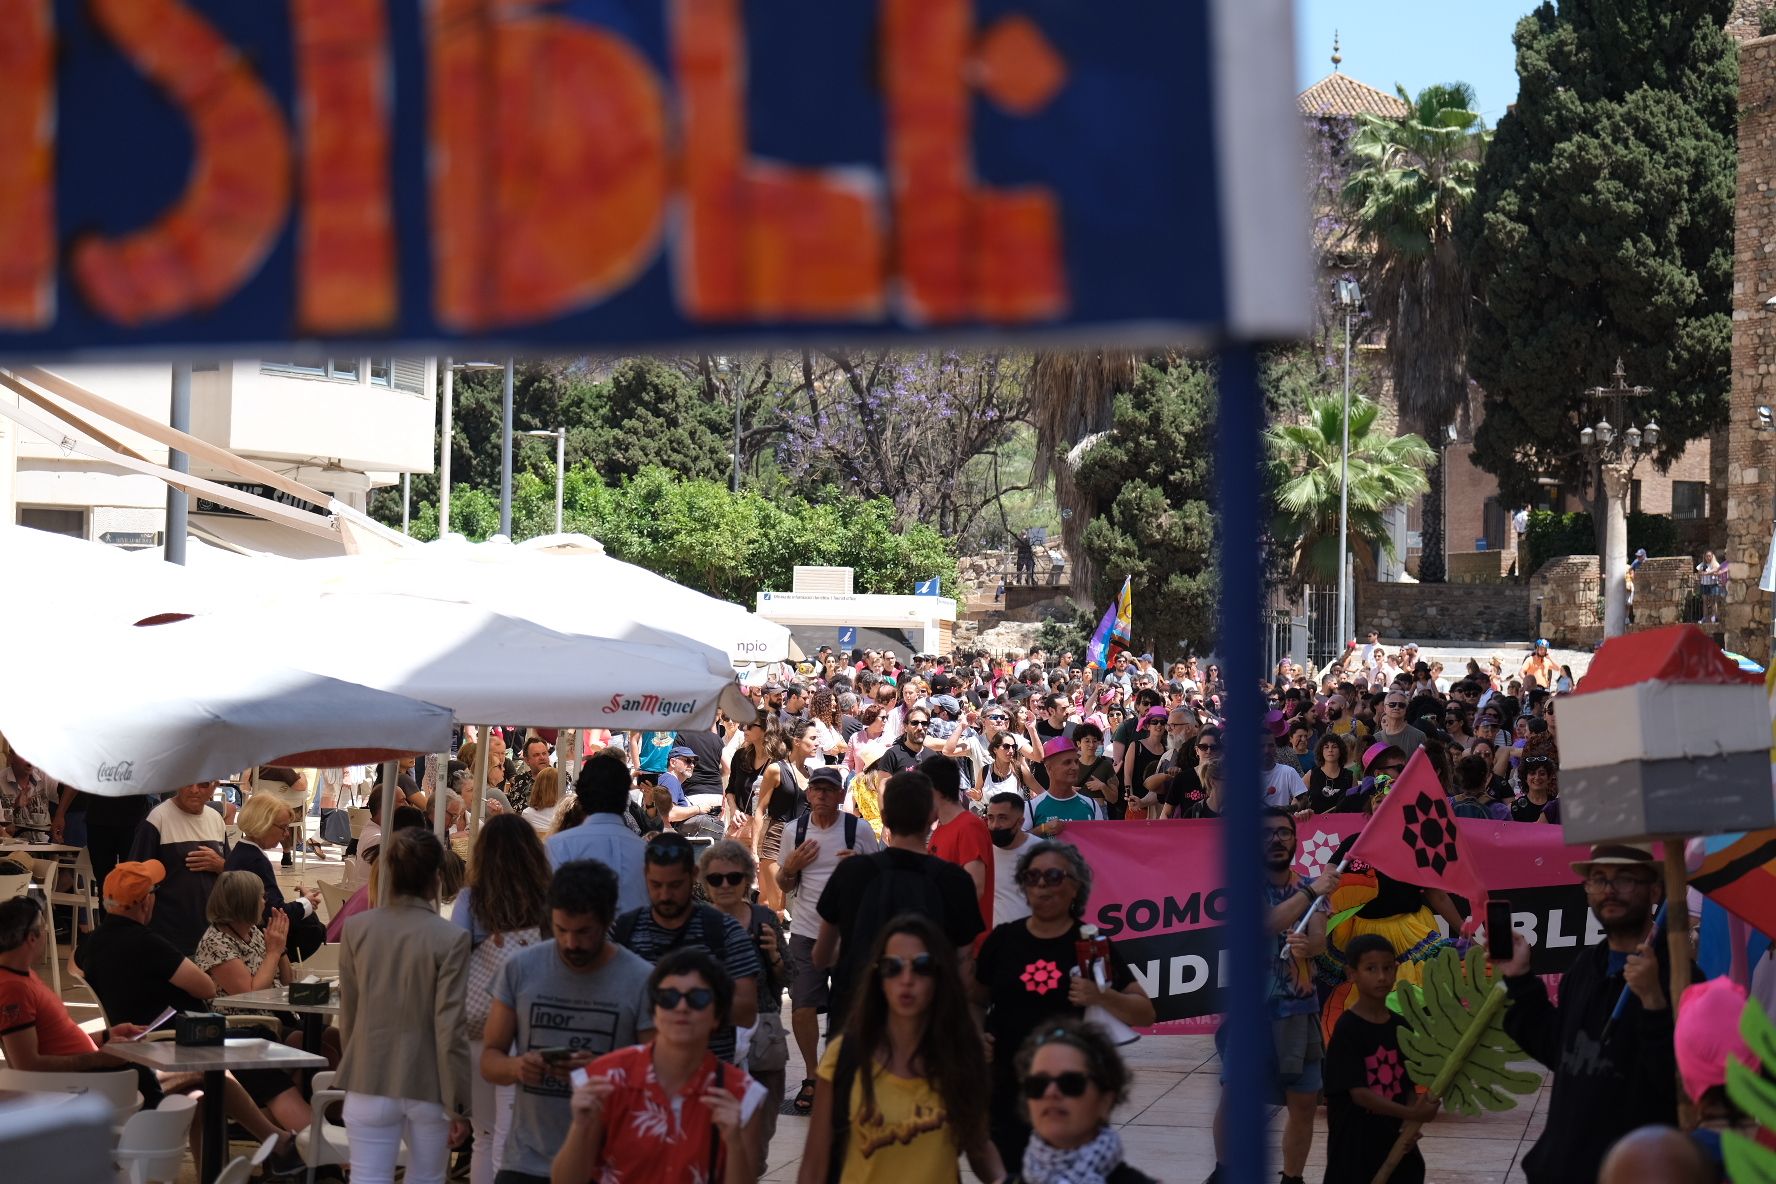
1355, 580, 1534, 642
1728, 36, 1776, 663
1445, 550, 1516, 584
1530, 556, 1602, 649
1627, 557, 1702, 630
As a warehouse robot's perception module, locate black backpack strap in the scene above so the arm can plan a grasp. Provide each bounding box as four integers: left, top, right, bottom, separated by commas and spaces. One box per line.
843, 812, 858, 849
795, 809, 811, 848
610, 909, 640, 950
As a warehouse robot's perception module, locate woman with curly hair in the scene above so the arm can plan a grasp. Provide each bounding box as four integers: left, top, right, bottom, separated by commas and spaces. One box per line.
799, 914, 1003, 1183
971, 840, 1154, 1169
808, 688, 848, 765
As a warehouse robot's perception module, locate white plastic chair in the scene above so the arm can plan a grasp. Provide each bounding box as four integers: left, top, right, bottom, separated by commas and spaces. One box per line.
297, 1070, 405, 1183
212, 1133, 276, 1184
0, 1066, 141, 1130
292, 942, 339, 979
315, 878, 351, 922
113, 1092, 198, 1184
48, 845, 101, 932
26, 859, 61, 992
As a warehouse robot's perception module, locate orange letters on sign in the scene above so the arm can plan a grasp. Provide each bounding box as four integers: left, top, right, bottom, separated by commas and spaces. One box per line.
291, 0, 396, 333
671, 0, 884, 321
0, 0, 54, 328
881, 0, 1067, 325
70, 0, 292, 326
428, 0, 669, 330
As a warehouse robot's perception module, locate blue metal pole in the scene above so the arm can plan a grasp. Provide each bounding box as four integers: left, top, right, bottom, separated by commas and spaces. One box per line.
1217, 343, 1268, 1184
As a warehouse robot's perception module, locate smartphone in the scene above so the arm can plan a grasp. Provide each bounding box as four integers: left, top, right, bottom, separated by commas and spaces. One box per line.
537, 1046, 577, 1065
1486, 899, 1514, 962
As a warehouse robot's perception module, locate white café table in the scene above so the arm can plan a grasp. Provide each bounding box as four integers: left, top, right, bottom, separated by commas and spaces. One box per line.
105, 1036, 325, 1184
210, 986, 339, 1070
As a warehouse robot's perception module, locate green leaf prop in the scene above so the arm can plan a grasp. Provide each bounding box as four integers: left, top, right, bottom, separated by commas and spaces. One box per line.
1723, 995, 1776, 1184
1394, 946, 1541, 1116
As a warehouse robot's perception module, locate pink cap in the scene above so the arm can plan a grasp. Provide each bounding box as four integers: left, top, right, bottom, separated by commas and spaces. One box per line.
1676, 979, 1759, 1099
1042, 736, 1078, 760
1363, 742, 1392, 769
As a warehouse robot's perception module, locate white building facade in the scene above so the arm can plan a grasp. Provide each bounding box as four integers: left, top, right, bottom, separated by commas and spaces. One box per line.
2, 356, 435, 556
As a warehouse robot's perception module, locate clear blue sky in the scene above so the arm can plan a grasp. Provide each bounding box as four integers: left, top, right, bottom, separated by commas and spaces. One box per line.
1294, 1, 1536, 123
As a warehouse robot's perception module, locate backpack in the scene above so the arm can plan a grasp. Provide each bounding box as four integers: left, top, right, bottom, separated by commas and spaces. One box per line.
793, 808, 860, 851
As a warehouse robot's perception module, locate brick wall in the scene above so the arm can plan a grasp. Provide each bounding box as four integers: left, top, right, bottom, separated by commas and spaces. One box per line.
1445, 550, 1516, 583
1728, 37, 1776, 663
1530, 556, 1603, 649
1355, 581, 1533, 641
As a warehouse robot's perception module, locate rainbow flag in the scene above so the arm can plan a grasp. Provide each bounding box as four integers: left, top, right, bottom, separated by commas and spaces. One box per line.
1692, 830, 1776, 938
1085, 576, 1132, 671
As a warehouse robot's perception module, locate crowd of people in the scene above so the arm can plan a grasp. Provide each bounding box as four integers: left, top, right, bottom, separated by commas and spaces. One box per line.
0, 630, 1761, 1183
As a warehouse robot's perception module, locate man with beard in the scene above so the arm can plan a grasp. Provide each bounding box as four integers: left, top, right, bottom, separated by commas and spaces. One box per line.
481, 860, 655, 1184
1497, 843, 1691, 1184
609, 831, 759, 1062
1206, 808, 1339, 1184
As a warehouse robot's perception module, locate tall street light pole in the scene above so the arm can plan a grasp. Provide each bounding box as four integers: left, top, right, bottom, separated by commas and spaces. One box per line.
1579, 358, 1659, 638
499, 357, 515, 538
1335, 278, 1361, 646
523, 428, 567, 534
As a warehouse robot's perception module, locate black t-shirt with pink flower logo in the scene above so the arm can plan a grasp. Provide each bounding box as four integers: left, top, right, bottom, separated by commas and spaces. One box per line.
975, 919, 1135, 1104
1323, 1010, 1425, 1184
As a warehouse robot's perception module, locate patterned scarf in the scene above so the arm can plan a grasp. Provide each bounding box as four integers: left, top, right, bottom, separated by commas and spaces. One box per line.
1021, 1125, 1125, 1184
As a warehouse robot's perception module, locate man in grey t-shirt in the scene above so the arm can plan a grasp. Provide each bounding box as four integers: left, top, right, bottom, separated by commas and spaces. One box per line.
480, 860, 653, 1183
1375, 692, 1426, 758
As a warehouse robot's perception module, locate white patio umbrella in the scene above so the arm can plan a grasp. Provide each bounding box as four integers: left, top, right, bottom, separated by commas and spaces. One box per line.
0, 624, 455, 795
152, 592, 749, 730
0, 523, 223, 626
288, 536, 797, 664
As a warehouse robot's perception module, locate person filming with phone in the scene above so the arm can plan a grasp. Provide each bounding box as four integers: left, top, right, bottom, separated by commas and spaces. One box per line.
1493, 843, 1695, 1184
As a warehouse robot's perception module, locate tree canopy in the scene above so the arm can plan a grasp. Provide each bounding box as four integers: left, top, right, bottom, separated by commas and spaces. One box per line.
1071, 359, 1220, 656
1462, 0, 1736, 506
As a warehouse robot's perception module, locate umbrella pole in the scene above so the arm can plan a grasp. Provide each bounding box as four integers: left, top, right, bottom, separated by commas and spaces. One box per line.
434, 750, 450, 840
376, 761, 397, 908
562, 729, 580, 792
470, 730, 491, 847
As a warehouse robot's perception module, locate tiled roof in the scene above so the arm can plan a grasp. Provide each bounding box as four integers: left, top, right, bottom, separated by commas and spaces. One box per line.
1297, 73, 1410, 119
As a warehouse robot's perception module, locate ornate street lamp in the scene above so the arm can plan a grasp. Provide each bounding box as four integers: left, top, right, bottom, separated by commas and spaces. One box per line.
1579, 359, 1657, 639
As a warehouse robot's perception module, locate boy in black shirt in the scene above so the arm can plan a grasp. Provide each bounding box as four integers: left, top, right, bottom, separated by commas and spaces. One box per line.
1323, 934, 1439, 1184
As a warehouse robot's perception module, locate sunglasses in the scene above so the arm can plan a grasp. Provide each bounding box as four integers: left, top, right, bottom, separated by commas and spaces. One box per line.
1018, 867, 1075, 889
878, 953, 936, 979
985, 714, 1008, 722
905, 719, 929, 727
1376, 763, 1405, 776
644, 840, 695, 865
1385, 701, 1407, 710
1022, 1071, 1095, 1099
704, 871, 747, 888
1196, 742, 1221, 753
653, 986, 716, 1011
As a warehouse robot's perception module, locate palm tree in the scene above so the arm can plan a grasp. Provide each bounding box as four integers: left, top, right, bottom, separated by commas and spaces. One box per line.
1342, 82, 1490, 584
1267, 392, 1434, 586
1027, 349, 1142, 599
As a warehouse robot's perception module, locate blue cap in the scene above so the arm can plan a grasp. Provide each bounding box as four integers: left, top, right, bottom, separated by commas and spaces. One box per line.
669, 746, 697, 760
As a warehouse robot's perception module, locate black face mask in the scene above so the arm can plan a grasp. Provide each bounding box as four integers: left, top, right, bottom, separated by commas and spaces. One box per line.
988, 826, 1019, 848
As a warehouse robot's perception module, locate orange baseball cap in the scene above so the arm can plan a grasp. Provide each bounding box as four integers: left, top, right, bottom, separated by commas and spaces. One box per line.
102, 860, 166, 907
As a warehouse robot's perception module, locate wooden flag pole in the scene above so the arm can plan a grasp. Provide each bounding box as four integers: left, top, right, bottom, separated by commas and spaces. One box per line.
1663, 838, 1696, 1129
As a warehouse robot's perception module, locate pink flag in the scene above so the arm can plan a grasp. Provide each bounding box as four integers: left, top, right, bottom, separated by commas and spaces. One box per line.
1347, 748, 1489, 909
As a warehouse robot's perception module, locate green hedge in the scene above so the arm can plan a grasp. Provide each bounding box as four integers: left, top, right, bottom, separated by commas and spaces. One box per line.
1523, 510, 1682, 574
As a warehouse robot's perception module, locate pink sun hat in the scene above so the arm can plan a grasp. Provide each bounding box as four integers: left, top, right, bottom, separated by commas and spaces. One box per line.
1676, 979, 1760, 1099
1042, 736, 1078, 761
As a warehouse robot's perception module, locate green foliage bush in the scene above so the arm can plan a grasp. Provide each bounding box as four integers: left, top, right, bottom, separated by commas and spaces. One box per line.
1522, 509, 1683, 574
408, 465, 955, 605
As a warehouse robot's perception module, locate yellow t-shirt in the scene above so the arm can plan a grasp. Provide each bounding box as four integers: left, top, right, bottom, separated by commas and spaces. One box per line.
817, 1037, 960, 1183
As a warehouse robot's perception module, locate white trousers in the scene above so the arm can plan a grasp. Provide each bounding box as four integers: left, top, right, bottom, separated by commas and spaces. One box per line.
467, 1037, 516, 1184
343, 1091, 452, 1184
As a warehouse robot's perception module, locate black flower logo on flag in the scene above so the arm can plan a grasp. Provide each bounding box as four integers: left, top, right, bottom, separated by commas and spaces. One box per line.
1400, 791, 1460, 875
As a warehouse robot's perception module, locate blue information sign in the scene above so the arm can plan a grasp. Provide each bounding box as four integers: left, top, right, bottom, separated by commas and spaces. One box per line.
0, 0, 1308, 358
838, 626, 858, 651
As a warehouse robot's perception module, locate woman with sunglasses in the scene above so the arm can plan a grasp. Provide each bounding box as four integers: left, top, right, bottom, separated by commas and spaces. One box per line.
800, 914, 1001, 1184
724, 714, 775, 848
699, 840, 791, 1173
1119, 709, 1169, 821
975, 729, 1040, 807
1004, 1018, 1155, 1184
1157, 726, 1219, 818
972, 841, 1155, 1170
555, 947, 765, 1184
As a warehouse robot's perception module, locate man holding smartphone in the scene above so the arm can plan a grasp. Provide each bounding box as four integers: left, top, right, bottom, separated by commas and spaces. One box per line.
481, 861, 654, 1184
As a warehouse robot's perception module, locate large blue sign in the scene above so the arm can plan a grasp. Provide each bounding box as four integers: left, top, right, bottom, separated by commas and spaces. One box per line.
0, 0, 1309, 358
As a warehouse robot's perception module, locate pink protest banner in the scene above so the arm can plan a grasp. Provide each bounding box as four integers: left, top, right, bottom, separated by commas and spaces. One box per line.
1063, 818, 1593, 1035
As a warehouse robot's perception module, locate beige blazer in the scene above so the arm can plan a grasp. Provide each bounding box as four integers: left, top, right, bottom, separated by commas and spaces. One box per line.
335, 895, 472, 1117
